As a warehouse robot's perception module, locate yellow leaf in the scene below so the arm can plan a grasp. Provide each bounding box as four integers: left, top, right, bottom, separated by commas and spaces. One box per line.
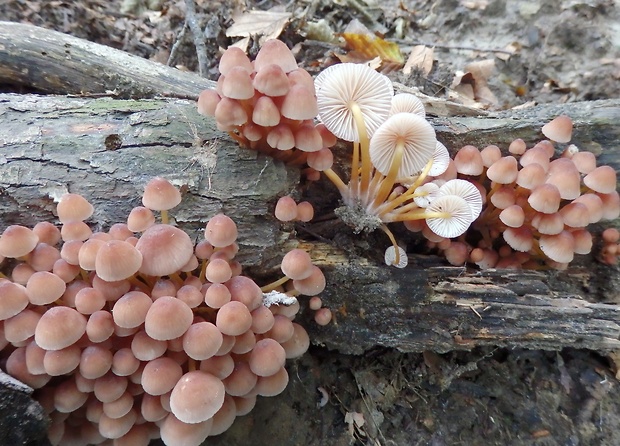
340, 33, 404, 72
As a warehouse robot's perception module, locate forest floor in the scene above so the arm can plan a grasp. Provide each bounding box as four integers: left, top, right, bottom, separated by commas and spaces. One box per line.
1, 0, 620, 445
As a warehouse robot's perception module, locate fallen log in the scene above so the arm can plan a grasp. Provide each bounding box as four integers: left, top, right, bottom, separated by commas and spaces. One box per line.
1, 93, 619, 355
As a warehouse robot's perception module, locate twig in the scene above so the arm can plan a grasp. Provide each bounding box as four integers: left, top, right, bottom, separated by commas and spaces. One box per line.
394, 39, 515, 55
167, 21, 188, 67
183, 0, 208, 76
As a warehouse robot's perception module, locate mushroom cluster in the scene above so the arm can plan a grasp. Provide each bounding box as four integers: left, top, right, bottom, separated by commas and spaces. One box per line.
0, 177, 321, 446
438, 115, 620, 269
197, 39, 336, 169
312, 62, 482, 267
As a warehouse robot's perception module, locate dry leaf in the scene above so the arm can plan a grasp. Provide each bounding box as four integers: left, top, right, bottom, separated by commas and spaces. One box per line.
495, 41, 521, 61
344, 411, 365, 437
403, 45, 434, 75
338, 19, 404, 72
450, 70, 496, 108
465, 59, 495, 83
226, 10, 292, 43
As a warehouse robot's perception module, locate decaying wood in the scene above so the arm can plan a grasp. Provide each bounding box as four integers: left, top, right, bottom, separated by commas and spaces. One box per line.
0, 21, 215, 98
1, 93, 619, 355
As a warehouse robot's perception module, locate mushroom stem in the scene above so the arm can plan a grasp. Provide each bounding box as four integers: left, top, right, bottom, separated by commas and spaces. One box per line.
127, 275, 151, 294
350, 141, 361, 196
169, 272, 184, 288
389, 210, 452, 222
407, 158, 434, 192
378, 158, 434, 217
350, 103, 371, 194
161, 210, 170, 225
386, 200, 422, 217
372, 141, 405, 207
323, 168, 348, 195
380, 224, 401, 266
260, 275, 290, 293
199, 260, 207, 282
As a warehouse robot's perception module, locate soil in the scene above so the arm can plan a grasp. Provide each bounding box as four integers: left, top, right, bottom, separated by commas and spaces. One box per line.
1, 1, 620, 445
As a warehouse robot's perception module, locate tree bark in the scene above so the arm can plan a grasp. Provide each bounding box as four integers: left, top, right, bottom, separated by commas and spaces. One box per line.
0, 21, 215, 98
1, 93, 619, 356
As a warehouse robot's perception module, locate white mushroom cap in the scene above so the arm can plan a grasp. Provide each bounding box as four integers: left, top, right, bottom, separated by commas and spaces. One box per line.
369, 112, 437, 178
425, 195, 474, 239
438, 179, 483, 220
315, 63, 393, 142
429, 141, 451, 177
384, 246, 408, 268
390, 93, 425, 117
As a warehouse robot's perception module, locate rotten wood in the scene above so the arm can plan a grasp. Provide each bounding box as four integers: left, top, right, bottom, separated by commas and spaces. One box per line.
1, 93, 619, 356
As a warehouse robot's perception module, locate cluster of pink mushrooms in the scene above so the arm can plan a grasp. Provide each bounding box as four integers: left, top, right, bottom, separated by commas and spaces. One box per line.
0, 177, 324, 446
199, 41, 487, 268
197, 39, 336, 173
436, 115, 620, 269
198, 40, 618, 270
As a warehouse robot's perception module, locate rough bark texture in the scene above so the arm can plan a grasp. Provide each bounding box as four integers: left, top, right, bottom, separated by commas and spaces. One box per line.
1, 93, 619, 356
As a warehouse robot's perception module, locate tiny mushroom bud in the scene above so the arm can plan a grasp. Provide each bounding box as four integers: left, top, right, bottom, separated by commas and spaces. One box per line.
35, 306, 87, 351
95, 240, 143, 282
454, 145, 484, 176
142, 177, 182, 211
144, 296, 193, 341
0, 225, 39, 258
170, 370, 226, 424
135, 224, 194, 277
205, 214, 238, 248
254, 39, 298, 73
57, 193, 94, 223
542, 115, 573, 143
275, 196, 298, 222
281, 249, 314, 280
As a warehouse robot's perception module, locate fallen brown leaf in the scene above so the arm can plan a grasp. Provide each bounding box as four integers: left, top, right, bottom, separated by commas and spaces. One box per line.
226, 10, 292, 43
403, 45, 434, 76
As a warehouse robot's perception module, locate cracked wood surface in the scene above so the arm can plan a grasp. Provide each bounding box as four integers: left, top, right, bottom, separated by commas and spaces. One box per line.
1, 93, 619, 355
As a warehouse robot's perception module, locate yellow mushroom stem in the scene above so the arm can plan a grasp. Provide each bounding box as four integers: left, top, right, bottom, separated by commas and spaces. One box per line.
127, 275, 151, 294
350, 141, 361, 196
380, 224, 401, 266
260, 275, 290, 293
378, 158, 434, 217
350, 103, 371, 194
365, 168, 384, 205
385, 200, 423, 217
169, 272, 184, 287
199, 259, 208, 282
389, 210, 452, 222
323, 168, 348, 195
372, 140, 405, 207
160, 210, 170, 225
